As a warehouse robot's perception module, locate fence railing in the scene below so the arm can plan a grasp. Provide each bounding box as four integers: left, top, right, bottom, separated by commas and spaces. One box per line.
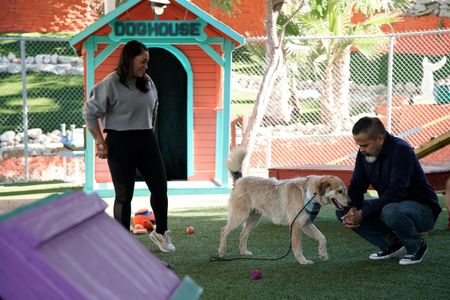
0, 30, 449, 183
0, 36, 84, 183
231, 29, 450, 171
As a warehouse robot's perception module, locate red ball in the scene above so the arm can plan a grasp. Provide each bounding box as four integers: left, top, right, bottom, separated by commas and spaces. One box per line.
185, 226, 195, 234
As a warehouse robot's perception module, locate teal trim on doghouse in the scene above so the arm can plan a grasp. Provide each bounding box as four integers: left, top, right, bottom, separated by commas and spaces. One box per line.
69, 0, 244, 49
94, 42, 120, 68
199, 44, 224, 66
215, 40, 234, 186
69, 0, 141, 48
86, 182, 231, 198
84, 37, 96, 193
176, 0, 244, 46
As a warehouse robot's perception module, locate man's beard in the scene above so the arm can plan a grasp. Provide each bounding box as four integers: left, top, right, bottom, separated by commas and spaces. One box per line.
365, 155, 377, 163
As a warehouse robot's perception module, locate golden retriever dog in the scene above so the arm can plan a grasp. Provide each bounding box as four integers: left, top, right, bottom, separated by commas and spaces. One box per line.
218, 148, 350, 264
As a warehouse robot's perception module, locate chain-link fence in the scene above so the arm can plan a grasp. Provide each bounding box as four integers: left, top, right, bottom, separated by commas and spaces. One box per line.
0, 37, 85, 183
231, 29, 450, 172
1, 30, 449, 183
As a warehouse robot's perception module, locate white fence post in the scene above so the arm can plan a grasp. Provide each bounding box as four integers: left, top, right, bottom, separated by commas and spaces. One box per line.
20, 39, 29, 181
386, 35, 395, 132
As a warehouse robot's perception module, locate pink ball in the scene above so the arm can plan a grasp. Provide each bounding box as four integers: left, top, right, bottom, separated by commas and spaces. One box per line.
185, 226, 195, 234
250, 268, 262, 280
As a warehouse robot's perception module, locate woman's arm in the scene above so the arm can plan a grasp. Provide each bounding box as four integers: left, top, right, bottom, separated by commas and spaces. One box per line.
87, 120, 108, 159
83, 77, 112, 159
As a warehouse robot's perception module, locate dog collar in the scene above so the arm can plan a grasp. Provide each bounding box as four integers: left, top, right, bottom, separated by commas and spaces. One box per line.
303, 190, 321, 223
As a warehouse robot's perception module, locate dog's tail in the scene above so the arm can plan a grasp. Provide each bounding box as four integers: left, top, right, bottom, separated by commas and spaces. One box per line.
227, 147, 247, 185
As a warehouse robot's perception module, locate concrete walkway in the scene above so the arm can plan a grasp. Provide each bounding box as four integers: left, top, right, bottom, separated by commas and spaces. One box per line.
0, 192, 229, 216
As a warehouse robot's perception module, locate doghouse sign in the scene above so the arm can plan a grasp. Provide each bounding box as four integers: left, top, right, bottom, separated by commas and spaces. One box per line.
110, 19, 207, 41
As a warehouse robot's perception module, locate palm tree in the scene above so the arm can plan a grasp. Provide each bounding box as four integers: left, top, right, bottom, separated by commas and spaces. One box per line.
213, 0, 409, 171
287, 0, 407, 133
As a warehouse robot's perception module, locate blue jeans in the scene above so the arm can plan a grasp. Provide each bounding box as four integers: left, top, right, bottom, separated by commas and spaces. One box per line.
336, 199, 436, 254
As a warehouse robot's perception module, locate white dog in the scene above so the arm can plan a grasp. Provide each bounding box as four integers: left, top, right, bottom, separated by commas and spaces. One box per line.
218, 148, 350, 264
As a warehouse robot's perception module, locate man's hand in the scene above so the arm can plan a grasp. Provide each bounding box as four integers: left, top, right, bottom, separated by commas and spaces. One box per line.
341, 207, 363, 229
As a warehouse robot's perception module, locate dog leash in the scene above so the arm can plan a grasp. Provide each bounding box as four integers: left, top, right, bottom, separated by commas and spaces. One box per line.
209, 193, 318, 262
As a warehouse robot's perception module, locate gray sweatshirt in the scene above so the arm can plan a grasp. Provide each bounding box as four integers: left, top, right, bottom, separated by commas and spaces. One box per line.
83, 72, 158, 131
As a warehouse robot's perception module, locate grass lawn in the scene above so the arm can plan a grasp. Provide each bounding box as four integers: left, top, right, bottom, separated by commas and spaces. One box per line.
135, 196, 449, 300
230, 88, 373, 126
0, 73, 84, 132
231, 89, 323, 124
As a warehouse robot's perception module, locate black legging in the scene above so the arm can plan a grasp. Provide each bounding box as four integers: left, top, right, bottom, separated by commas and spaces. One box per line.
106, 129, 168, 234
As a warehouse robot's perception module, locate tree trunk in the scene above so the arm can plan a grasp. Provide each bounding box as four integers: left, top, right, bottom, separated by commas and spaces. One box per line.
267, 63, 292, 124
319, 46, 352, 133
240, 0, 283, 173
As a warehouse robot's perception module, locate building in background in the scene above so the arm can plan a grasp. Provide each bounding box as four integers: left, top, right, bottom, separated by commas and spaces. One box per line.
0, 0, 265, 36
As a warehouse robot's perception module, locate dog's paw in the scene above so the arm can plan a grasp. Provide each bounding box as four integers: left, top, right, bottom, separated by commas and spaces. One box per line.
319, 255, 329, 261
298, 258, 314, 265
240, 250, 254, 256
319, 245, 328, 261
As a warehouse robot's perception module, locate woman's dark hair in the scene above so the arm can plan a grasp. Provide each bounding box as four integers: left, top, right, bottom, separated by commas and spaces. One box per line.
115, 40, 149, 93
352, 117, 386, 139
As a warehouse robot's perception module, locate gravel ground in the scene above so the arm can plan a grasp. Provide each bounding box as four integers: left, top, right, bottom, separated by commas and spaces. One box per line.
0, 196, 43, 215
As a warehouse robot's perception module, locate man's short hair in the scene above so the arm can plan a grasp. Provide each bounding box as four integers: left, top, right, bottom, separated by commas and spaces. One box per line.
352, 117, 386, 139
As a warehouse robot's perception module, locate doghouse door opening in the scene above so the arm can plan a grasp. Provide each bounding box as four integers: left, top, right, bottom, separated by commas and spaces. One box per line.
147, 48, 187, 181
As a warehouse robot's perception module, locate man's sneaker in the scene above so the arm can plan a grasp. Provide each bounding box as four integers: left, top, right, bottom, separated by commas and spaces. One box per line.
149, 230, 176, 253
369, 242, 405, 260
399, 240, 428, 265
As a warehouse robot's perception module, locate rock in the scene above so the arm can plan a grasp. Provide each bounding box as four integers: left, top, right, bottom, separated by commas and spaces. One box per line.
7, 53, 16, 61
7, 64, 21, 74
28, 128, 43, 139
34, 134, 48, 144
40, 64, 66, 75
0, 64, 7, 73
42, 55, 51, 64
51, 54, 58, 64
0, 131, 15, 142
58, 55, 80, 64
35, 54, 44, 64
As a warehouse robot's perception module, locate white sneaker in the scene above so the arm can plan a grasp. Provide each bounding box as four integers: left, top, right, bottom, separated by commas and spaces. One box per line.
149, 230, 176, 253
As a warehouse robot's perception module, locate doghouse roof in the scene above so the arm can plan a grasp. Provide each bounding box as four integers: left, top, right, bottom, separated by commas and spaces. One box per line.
70, 0, 244, 54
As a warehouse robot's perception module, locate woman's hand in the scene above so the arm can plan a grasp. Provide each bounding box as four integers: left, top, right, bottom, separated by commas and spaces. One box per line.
95, 142, 108, 159
87, 124, 108, 159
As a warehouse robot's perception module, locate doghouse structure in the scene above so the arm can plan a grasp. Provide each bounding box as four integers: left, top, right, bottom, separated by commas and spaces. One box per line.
70, 0, 244, 196
0, 191, 202, 299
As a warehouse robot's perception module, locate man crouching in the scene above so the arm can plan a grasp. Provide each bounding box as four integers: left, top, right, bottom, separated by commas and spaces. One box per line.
337, 117, 441, 265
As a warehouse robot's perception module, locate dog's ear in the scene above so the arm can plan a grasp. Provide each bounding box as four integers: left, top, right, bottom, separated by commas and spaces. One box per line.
319, 178, 331, 196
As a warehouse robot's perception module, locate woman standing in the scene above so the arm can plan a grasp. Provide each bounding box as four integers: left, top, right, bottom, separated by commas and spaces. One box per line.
83, 40, 175, 253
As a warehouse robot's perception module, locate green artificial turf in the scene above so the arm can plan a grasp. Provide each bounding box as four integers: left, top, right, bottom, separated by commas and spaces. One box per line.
135, 196, 449, 300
